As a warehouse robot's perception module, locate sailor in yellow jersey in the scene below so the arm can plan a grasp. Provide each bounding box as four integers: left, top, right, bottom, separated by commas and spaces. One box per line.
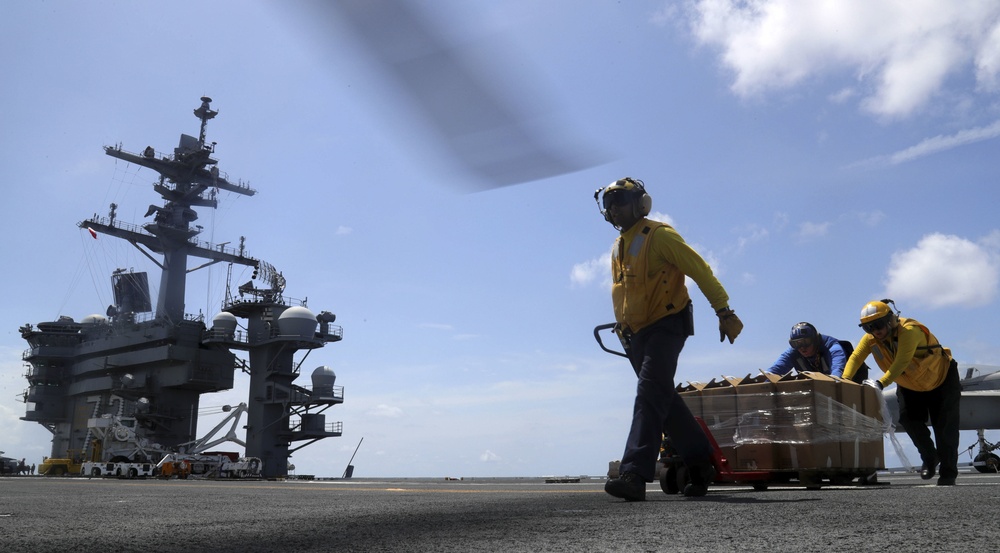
595, 177, 743, 501
843, 299, 961, 485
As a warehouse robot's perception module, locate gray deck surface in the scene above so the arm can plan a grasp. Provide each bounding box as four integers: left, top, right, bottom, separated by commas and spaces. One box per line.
2, 472, 998, 552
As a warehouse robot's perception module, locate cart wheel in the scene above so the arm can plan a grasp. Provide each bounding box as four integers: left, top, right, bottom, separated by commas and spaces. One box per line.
799, 472, 822, 490
858, 472, 879, 486
830, 474, 854, 486
660, 466, 680, 495
751, 482, 769, 491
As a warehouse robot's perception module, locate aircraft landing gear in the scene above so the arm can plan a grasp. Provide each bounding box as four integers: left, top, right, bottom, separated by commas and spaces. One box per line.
969, 429, 1000, 474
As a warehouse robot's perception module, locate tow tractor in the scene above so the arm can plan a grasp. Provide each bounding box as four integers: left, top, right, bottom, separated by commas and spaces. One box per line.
156, 403, 263, 479
594, 323, 884, 493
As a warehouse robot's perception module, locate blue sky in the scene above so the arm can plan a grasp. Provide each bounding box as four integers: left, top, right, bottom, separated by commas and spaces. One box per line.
2, 1, 999, 478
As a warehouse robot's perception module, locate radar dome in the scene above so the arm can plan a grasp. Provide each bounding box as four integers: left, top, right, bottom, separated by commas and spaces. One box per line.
211, 312, 238, 334
81, 314, 108, 326
312, 365, 337, 396
277, 306, 316, 338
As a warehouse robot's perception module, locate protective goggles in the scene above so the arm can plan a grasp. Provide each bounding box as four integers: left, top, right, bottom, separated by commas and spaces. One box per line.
602, 190, 632, 209
789, 338, 813, 349
860, 318, 889, 333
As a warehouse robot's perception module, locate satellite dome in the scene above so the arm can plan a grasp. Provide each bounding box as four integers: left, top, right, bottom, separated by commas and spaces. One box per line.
211, 312, 238, 334
81, 314, 108, 326
277, 306, 316, 338
312, 365, 337, 394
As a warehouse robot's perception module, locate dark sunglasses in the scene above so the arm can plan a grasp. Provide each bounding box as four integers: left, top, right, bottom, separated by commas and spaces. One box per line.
860, 319, 889, 333
602, 190, 632, 209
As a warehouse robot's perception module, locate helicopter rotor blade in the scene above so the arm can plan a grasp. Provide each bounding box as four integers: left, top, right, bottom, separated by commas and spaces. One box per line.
298, 0, 609, 190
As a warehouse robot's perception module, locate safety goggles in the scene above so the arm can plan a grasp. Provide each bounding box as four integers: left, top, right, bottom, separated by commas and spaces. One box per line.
860, 318, 889, 334
789, 338, 813, 349
602, 190, 632, 209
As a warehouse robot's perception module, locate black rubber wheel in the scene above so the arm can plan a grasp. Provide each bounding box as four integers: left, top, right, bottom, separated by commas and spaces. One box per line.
974, 452, 1000, 473
660, 466, 680, 495
798, 471, 822, 490
751, 482, 769, 491
830, 474, 854, 486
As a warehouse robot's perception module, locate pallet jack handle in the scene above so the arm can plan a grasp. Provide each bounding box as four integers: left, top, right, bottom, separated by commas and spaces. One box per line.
594, 323, 629, 358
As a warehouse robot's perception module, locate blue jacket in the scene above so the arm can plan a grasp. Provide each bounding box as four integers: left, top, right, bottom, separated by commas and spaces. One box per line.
767, 334, 847, 377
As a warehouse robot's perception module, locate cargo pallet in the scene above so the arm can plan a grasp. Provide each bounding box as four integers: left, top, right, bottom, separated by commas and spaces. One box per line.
659, 417, 884, 493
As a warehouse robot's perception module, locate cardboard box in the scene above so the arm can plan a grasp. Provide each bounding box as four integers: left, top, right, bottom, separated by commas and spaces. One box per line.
676, 381, 704, 421
732, 373, 778, 470
699, 377, 740, 467
859, 382, 886, 470
772, 372, 842, 470
832, 376, 865, 469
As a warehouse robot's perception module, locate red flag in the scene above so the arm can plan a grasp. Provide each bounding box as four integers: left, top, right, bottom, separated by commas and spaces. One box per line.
88, 227, 98, 239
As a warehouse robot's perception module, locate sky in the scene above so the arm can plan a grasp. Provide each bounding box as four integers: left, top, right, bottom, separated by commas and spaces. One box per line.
2, 0, 1000, 478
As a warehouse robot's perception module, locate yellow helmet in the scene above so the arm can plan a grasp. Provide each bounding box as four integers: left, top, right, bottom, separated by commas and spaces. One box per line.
593, 177, 652, 227
859, 300, 896, 333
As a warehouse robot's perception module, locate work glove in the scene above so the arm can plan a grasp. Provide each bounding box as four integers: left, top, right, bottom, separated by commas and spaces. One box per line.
717, 308, 743, 344
862, 378, 884, 390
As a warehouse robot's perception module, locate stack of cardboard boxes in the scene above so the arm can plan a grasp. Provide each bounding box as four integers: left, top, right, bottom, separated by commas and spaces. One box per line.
678, 372, 884, 473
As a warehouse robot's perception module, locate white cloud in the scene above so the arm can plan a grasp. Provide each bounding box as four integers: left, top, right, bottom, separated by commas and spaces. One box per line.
686, 0, 1000, 118
796, 221, 830, 241
856, 211, 886, 227
648, 211, 675, 226
570, 247, 612, 288
773, 212, 790, 232
883, 233, 1000, 308
849, 121, 1000, 168
735, 224, 769, 252
419, 323, 454, 331
480, 449, 500, 462
975, 21, 1000, 91
886, 120, 1000, 164
828, 87, 856, 104
335, 226, 353, 235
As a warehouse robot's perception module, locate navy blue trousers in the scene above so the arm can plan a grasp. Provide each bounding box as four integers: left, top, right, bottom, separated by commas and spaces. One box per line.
897, 360, 961, 479
618, 313, 713, 482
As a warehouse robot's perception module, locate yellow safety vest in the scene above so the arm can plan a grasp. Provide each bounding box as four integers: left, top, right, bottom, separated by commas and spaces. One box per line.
870, 317, 951, 391
611, 221, 690, 333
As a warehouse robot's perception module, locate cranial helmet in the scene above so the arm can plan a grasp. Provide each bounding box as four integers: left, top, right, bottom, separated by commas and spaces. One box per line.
788, 322, 819, 349
593, 177, 652, 227
859, 300, 897, 333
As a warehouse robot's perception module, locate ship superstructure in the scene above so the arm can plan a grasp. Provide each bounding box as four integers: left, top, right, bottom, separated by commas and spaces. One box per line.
20, 97, 345, 478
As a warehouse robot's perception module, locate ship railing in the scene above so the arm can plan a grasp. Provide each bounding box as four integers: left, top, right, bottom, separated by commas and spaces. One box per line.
288, 419, 343, 435
203, 328, 249, 344
111, 144, 237, 184
80, 216, 149, 237
23, 363, 64, 381
81, 215, 253, 262
297, 384, 345, 402
319, 323, 344, 340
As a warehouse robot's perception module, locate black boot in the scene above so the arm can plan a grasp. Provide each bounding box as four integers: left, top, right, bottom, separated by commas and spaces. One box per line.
605, 472, 646, 501
920, 455, 938, 480
683, 463, 716, 497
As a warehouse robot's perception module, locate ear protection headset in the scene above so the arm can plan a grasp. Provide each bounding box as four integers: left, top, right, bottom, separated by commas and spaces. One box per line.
594, 177, 652, 226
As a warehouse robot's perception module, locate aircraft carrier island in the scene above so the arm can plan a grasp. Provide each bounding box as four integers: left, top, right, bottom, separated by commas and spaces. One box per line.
18, 97, 346, 480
